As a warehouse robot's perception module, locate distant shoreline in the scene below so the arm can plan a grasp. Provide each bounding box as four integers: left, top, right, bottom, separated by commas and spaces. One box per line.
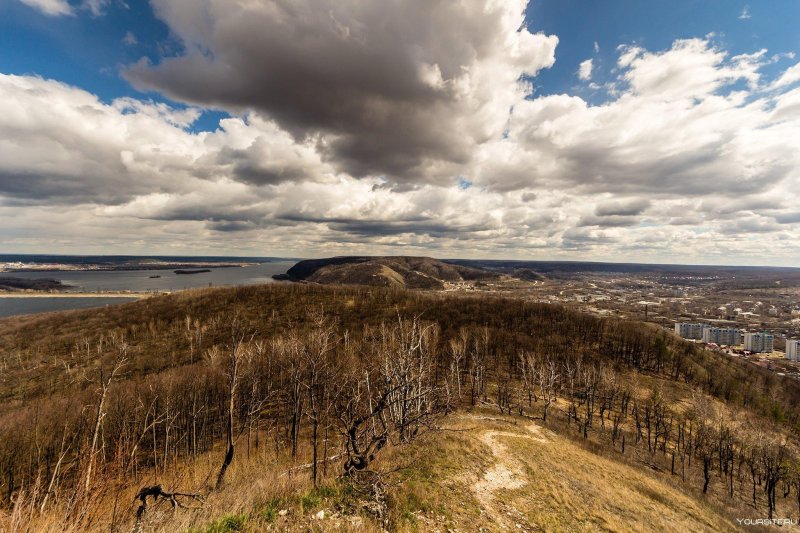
0, 292, 155, 299
0, 263, 257, 274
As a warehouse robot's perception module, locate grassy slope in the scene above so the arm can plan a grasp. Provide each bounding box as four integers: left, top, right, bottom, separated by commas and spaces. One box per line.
142, 411, 742, 532
5, 409, 735, 533
384, 412, 737, 533
0, 285, 792, 531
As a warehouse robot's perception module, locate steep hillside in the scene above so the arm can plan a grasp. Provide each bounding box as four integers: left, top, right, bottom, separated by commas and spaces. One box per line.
25, 411, 734, 533
282, 256, 502, 289
376, 413, 737, 532
1, 284, 799, 532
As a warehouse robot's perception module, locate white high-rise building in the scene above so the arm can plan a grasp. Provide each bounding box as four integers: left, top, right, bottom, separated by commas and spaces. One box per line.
744, 332, 774, 354
675, 323, 704, 340
786, 340, 800, 361
702, 327, 741, 346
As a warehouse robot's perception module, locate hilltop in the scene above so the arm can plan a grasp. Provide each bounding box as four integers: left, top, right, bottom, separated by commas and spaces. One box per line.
280, 256, 503, 289
0, 284, 799, 531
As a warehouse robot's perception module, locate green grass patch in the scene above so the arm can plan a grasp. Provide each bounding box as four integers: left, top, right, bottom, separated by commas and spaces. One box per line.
299, 483, 342, 513
260, 498, 282, 523
187, 512, 249, 533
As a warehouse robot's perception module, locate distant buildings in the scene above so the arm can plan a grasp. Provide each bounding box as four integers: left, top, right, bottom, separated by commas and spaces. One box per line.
673, 322, 789, 355
673, 321, 785, 353
702, 327, 741, 346
744, 332, 774, 354
675, 323, 704, 340
787, 340, 800, 361
675, 323, 742, 345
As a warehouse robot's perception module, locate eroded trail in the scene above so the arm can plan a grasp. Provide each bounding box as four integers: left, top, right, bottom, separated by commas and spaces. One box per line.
470, 420, 549, 531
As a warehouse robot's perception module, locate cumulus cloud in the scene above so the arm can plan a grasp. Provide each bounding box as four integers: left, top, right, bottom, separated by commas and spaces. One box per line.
578, 59, 593, 81
0, 74, 203, 204
482, 38, 799, 201
3, 5, 800, 263
469, 38, 800, 259
125, 0, 557, 183
0, 74, 345, 206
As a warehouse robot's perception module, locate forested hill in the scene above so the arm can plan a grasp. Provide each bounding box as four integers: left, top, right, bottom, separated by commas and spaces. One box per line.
1, 284, 799, 531
281, 256, 502, 288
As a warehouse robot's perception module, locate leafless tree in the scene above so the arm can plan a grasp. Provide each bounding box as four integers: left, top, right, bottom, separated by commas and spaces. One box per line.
208, 315, 254, 490
84, 337, 127, 494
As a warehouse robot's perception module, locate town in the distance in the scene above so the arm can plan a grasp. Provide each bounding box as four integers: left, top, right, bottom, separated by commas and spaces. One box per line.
6, 255, 800, 384
675, 321, 799, 361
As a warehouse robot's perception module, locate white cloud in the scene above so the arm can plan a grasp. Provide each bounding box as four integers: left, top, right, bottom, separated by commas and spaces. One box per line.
3, 7, 800, 264
770, 62, 800, 90
125, 0, 557, 183
17, 0, 111, 17
471, 38, 800, 261
0, 76, 206, 205
18, 0, 73, 16
578, 59, 593, 81
739, 6, 751, 20
487, 40, 795, 198
82, 0, 109, 16
619, 40, 762, 100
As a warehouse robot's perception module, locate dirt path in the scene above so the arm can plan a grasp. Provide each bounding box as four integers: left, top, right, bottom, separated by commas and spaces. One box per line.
470, 420, 549, 532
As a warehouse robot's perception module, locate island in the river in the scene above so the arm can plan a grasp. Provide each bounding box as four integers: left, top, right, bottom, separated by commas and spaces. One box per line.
0, 277, 70, 292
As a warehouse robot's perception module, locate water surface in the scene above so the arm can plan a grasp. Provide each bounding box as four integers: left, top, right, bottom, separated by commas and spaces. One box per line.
0, 297, 137, 319
0, 260, 295, 318
5, 261, 295, 292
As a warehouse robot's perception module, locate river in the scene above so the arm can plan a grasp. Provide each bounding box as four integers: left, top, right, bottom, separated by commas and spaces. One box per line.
0, 260, 295, 318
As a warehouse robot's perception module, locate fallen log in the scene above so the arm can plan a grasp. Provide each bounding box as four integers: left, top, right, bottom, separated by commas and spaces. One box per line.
133, 485, 204, 531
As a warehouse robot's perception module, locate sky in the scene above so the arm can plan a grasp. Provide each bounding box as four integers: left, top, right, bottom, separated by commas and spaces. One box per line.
1, 0, 800, 264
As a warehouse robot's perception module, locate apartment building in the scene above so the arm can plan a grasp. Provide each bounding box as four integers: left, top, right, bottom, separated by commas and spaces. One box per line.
674, 323, 704, 340
701, 327, 741, 346
787, 339, 800, 361
744, 332, 774, 354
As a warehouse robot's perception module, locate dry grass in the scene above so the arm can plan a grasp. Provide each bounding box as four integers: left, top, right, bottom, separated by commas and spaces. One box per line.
0, 436, 380, 533
500, 424, 734, 532
374, 410, 742, 532
2, 408, 749, 533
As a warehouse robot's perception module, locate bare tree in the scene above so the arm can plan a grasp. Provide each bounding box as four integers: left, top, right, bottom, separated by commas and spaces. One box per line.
84, 337, 127, 493
537, 358, 560, 422
447, 328, 468, 402
339, 316, 444, 476
209, 316, 254, 490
